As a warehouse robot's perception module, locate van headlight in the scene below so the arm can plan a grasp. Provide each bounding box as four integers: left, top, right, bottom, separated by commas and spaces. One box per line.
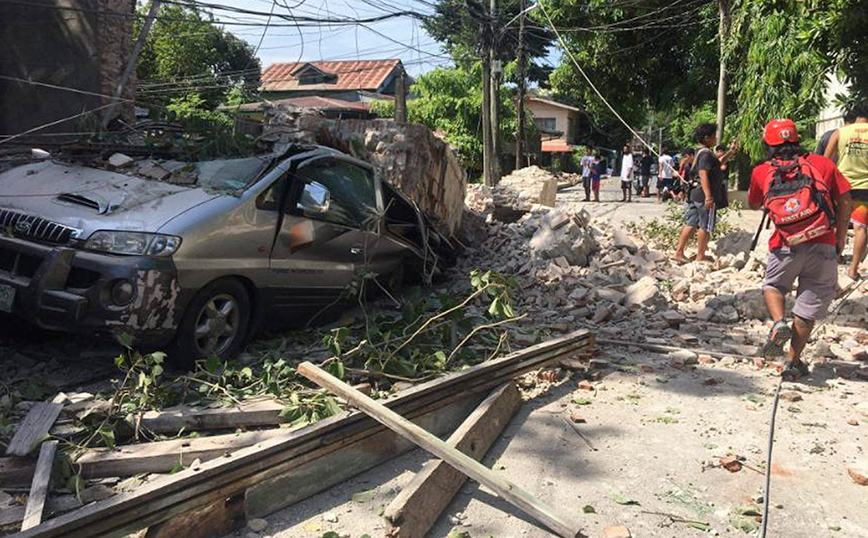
85, 231, 182, 257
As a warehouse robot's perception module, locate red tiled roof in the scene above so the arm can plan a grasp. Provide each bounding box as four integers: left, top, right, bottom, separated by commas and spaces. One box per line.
228, 96, 373, 113
541, 141, 573, 153
261, 60, 401, 92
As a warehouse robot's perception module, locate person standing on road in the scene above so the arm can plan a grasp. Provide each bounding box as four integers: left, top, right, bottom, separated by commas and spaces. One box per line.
591, 154, 602, 202
580, 147, 595, 202
620, 145, 634, 202
657, 150, 675, 202
816, 110, 854, 162
824, 104, 868, 280
750, 119, 851, 379
673, 124, 735, 264
639, 148, 653, 198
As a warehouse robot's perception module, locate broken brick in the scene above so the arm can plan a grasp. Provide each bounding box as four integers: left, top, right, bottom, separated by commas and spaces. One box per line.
780, 391, 802, 402
847, 467, 868, 486
698, 355, 715, 364
577, 380, 594, 391
753, 357, 765, 369
720, 455, 743, 473
602, 525, 631, 538
638, 364, 654, 373
570, 413, 587, 424
847, 418, 860, 426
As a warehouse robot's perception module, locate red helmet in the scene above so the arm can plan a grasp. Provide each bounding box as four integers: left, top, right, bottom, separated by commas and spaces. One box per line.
763, 118, 800, 146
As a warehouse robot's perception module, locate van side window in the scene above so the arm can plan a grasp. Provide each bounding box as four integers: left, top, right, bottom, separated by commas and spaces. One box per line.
256, 174, 289, 211
293, 160, 378, 228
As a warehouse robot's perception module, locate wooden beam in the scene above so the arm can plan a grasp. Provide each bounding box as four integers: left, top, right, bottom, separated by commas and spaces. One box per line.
21, 441, 58, 531
139, 399, 286, 434
298, 362, 582, 538
12, 330, 591, 538
244, 393, 484, 519
1, 456, 39, 488
6, 403, 63, 456
384, 382, 522, 538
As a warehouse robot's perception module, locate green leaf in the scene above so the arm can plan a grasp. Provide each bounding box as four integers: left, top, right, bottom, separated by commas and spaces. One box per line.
114, 355, 125, 369
583, 504, 596, 514
322, 533, 341, 538
351, 489, 376, 503
205, 355, 222, 374
169, 461, 184, 474
572, 397, 593, 405
687, 522, 711, 531
98, 427, 116, 449
240, 366, 253, 379
608, 493, 640, 506
116, 332, 134, 349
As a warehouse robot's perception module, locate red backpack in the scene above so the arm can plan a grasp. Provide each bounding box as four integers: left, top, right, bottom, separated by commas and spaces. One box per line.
762, 156, 836, 246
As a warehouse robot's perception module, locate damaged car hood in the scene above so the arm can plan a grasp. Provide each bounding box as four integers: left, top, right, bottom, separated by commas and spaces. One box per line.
0, 161, 218, 239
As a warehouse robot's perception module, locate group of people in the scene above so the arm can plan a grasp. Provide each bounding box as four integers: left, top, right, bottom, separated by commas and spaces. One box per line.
669, 112, 866, 380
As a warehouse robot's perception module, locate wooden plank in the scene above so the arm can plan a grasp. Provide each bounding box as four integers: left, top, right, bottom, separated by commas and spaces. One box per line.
1, 487, 115, 531
298, 362, 582, 538
6, 404, 63, 457
11, 330, 591, 538
384, 382, 522, 538
1, 456, 38, 488
143, 494, 244, 538
21, 441, 58, 530
72, 429, 291, 479
140, 399, 286, 434
244, 392, 485, 519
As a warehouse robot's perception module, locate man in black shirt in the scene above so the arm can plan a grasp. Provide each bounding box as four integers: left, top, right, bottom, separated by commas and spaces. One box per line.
673, 123, 737, 263
639, 148, 653, 197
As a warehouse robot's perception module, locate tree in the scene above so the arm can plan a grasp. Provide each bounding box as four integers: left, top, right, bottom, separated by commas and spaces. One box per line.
134, 2, 261, 110
542, 0, 719, 147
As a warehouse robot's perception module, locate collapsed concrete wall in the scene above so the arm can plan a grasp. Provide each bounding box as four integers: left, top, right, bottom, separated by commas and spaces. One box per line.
262, 105, 467, 236
0, 0, 136, 139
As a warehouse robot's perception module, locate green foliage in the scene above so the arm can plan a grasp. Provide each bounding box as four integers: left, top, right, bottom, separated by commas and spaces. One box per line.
724, 1, 830, 161
544, 0, 719, 146
625, 200, 743, 251
136, 2, 261, 109
665, 102, 718, 151
166, 93, 232, 126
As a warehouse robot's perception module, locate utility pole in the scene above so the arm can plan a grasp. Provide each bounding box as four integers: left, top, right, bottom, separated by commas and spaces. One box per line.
480, 6, 494, 186
715, 0, 731, 142
103, 0, 162, 128
489, 0, 502, 183
395, 66, 407, 123
515, 0, 527, 170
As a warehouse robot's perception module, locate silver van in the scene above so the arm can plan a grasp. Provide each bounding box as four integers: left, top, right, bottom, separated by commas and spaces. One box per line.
0, 145, 444, 366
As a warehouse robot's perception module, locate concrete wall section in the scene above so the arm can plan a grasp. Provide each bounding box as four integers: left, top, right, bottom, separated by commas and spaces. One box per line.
0, 0, 134, 141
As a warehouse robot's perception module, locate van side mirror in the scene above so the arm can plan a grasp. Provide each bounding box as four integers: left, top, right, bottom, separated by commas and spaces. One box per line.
298, 181, 330, 216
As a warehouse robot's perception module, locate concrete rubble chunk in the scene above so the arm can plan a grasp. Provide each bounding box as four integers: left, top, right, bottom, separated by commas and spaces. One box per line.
597, 288, 625, 304
492, 165, 558, 212
108, 152, 134, 169
624, 276, 659, 307
137, 163, 171, 181
611, 228, 638, 254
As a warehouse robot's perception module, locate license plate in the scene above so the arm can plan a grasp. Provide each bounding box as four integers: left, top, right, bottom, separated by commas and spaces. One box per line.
0, 284, 15, 313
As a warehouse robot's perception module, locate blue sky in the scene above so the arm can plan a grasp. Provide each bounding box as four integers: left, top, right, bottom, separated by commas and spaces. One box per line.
207, 0, 452, 77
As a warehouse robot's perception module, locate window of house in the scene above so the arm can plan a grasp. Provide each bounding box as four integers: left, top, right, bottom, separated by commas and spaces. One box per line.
534, 117, 557, 131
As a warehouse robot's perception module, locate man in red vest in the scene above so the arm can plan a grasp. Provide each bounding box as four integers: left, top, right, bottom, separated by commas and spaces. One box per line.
748, 119, 851, 379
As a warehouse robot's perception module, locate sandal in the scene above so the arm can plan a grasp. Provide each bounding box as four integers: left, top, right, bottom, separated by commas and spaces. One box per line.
762, 320, 792, 359
782, 360, 809, 381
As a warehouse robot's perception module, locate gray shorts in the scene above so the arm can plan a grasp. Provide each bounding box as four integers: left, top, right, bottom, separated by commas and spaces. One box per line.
764, 243, 837, 321
684, 201, 717, 232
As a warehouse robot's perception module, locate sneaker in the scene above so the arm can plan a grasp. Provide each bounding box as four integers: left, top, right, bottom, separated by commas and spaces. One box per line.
782, 359, 809, 381
762, 320, 792, 359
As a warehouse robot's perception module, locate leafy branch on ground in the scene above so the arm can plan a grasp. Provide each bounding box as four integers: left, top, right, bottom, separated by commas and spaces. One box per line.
625, 200, 743, 251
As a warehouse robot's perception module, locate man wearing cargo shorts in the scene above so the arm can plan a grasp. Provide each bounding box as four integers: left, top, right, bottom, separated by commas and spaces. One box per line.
749, 119, 852, 379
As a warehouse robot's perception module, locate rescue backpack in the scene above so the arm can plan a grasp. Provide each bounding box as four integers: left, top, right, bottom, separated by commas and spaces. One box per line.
762, 156, 836, 246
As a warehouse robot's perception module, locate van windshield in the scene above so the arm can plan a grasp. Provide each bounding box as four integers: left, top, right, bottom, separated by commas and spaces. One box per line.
195, 155, 273, 191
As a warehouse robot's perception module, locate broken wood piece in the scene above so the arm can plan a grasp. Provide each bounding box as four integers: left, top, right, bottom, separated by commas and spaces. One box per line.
597, 338, 749, 361
384, 383, 522, 538
139, 398, 286, 434
12, 331, 591, 538
298, 362, 582, 538
6, 403, 63, 456
21, 441, 58, 531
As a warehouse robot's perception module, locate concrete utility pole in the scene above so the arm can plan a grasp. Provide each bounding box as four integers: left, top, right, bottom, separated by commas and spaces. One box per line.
515, 0, 527, 170
395, 66, 407, 123
489, 0, 502, 183
103, 0, 162, 128
480, 6, 494, 186
715, 0, 731, 142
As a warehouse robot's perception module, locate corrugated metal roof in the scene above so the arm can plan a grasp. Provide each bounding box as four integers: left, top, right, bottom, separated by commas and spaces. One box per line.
261, 60, 401, 92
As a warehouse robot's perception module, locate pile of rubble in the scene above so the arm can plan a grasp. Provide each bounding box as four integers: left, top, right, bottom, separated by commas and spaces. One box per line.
491, 166, 557, 220
455, 183, 868, 377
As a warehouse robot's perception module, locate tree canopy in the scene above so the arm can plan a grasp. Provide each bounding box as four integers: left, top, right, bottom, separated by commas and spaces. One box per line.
135, 2, 261, 111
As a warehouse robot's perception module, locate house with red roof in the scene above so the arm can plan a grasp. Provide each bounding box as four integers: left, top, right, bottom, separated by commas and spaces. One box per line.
260, 59, 408, 103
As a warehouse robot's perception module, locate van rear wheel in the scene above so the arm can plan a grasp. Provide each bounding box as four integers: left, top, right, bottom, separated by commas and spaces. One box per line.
170, 278, 250, 370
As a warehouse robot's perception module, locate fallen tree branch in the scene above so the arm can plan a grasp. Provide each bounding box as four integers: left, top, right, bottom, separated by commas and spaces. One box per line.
446, 314, 527, 364
597, 338, 751, 361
